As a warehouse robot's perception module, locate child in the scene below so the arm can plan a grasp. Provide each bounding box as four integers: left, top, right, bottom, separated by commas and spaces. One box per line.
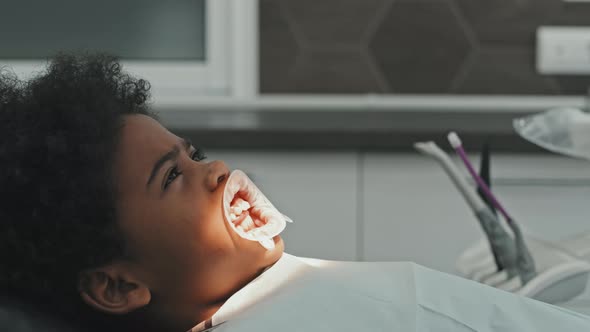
0, 53, 283, 331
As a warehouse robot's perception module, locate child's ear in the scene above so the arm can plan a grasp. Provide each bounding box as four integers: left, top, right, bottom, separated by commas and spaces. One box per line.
78, 263, 151, 315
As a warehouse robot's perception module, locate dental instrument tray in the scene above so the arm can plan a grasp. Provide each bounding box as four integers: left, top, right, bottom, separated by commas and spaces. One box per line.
456, 236, 590, 304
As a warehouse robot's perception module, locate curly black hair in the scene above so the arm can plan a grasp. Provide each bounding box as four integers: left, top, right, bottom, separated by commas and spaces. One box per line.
0, 53, 154, 327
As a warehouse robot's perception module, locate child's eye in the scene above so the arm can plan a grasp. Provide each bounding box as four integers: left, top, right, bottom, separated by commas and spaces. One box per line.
162, 148, 206, 190
191, 148, 207, 161
164, 167, 181, 189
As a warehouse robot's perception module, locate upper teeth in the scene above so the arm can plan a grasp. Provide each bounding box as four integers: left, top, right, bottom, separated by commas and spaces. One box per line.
230, 198, 251, 216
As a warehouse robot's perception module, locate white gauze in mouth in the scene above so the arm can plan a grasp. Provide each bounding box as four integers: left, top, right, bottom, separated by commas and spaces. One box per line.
223, 170, 293, 250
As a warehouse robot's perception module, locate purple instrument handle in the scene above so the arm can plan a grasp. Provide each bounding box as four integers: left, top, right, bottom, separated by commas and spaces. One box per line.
454, 145, 513, 224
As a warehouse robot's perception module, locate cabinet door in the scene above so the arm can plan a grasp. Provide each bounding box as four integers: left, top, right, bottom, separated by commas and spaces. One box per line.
488, 155, 590, 242
207, 151, 358, 261
362, 153, 481, 274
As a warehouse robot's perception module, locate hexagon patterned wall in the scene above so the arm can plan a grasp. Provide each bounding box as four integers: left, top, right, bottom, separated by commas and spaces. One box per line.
259, 0, 590, 95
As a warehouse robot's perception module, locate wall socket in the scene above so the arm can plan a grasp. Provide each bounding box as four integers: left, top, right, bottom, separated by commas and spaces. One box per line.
537, 26, 590, 75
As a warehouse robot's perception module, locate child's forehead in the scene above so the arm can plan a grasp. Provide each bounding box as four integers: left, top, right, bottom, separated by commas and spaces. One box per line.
114, 115, 178, 184
119, 114, 177, 149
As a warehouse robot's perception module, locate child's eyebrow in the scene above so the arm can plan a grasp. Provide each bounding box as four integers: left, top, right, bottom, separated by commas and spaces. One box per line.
146, 138, 191, 189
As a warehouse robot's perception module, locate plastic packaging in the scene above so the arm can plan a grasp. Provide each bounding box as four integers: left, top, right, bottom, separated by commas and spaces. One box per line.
223, 170, 293, 250
514, 107, 590, 160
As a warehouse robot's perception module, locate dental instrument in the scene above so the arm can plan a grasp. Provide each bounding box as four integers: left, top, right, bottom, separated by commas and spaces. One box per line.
447, 133, 511, 222
414, 141, 519, 278
413, 142, 485, 212
416, 141, 590, 303
448, 132, 537, 284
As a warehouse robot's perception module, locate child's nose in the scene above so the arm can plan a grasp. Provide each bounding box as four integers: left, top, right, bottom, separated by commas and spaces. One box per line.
207, 160, 230, 191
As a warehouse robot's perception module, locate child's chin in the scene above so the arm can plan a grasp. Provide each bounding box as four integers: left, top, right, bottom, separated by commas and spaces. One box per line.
238, 235, 284, 259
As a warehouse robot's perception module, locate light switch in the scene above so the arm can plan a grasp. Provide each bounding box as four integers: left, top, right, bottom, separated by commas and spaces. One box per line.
536, 26, 590, 75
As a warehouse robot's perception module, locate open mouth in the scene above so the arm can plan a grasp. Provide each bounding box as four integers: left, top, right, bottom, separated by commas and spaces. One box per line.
222, 169, 290, 249
228, 195, 267, 234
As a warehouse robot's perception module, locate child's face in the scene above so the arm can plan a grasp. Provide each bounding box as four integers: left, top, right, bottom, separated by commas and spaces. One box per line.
112, 114, 284, 322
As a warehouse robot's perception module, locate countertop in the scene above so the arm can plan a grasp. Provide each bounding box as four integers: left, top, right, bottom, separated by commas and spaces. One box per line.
154, 95, 587, 152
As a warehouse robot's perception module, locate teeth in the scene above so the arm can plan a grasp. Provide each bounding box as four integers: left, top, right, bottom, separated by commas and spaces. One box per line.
254, 217, 264, 227
239, 215, 255, 232
228, 198, 268, 233
231, 206, 243, 215
224, 170, 289, 246
230, 198, 252, 216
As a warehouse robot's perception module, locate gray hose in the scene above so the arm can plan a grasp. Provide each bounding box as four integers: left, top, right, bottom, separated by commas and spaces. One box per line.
475, 208, 519, 278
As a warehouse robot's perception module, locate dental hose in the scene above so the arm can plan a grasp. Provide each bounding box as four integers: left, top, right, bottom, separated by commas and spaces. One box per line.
447, 132, 537, 284
478, 143, 504, 271
413, 141, 519, 279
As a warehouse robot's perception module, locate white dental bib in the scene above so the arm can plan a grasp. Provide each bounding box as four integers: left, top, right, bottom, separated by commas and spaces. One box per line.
190, 254, 590, 332
189, 253, 312, 331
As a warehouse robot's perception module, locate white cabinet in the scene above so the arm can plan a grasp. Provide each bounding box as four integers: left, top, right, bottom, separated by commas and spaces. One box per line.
207, 150, 359, 261
362, 153, 590, 274
362, 153, 481, 273
489, 155, 590, 242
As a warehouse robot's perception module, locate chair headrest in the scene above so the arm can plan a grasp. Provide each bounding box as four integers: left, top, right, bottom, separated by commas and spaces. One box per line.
0, 296, 79, 332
